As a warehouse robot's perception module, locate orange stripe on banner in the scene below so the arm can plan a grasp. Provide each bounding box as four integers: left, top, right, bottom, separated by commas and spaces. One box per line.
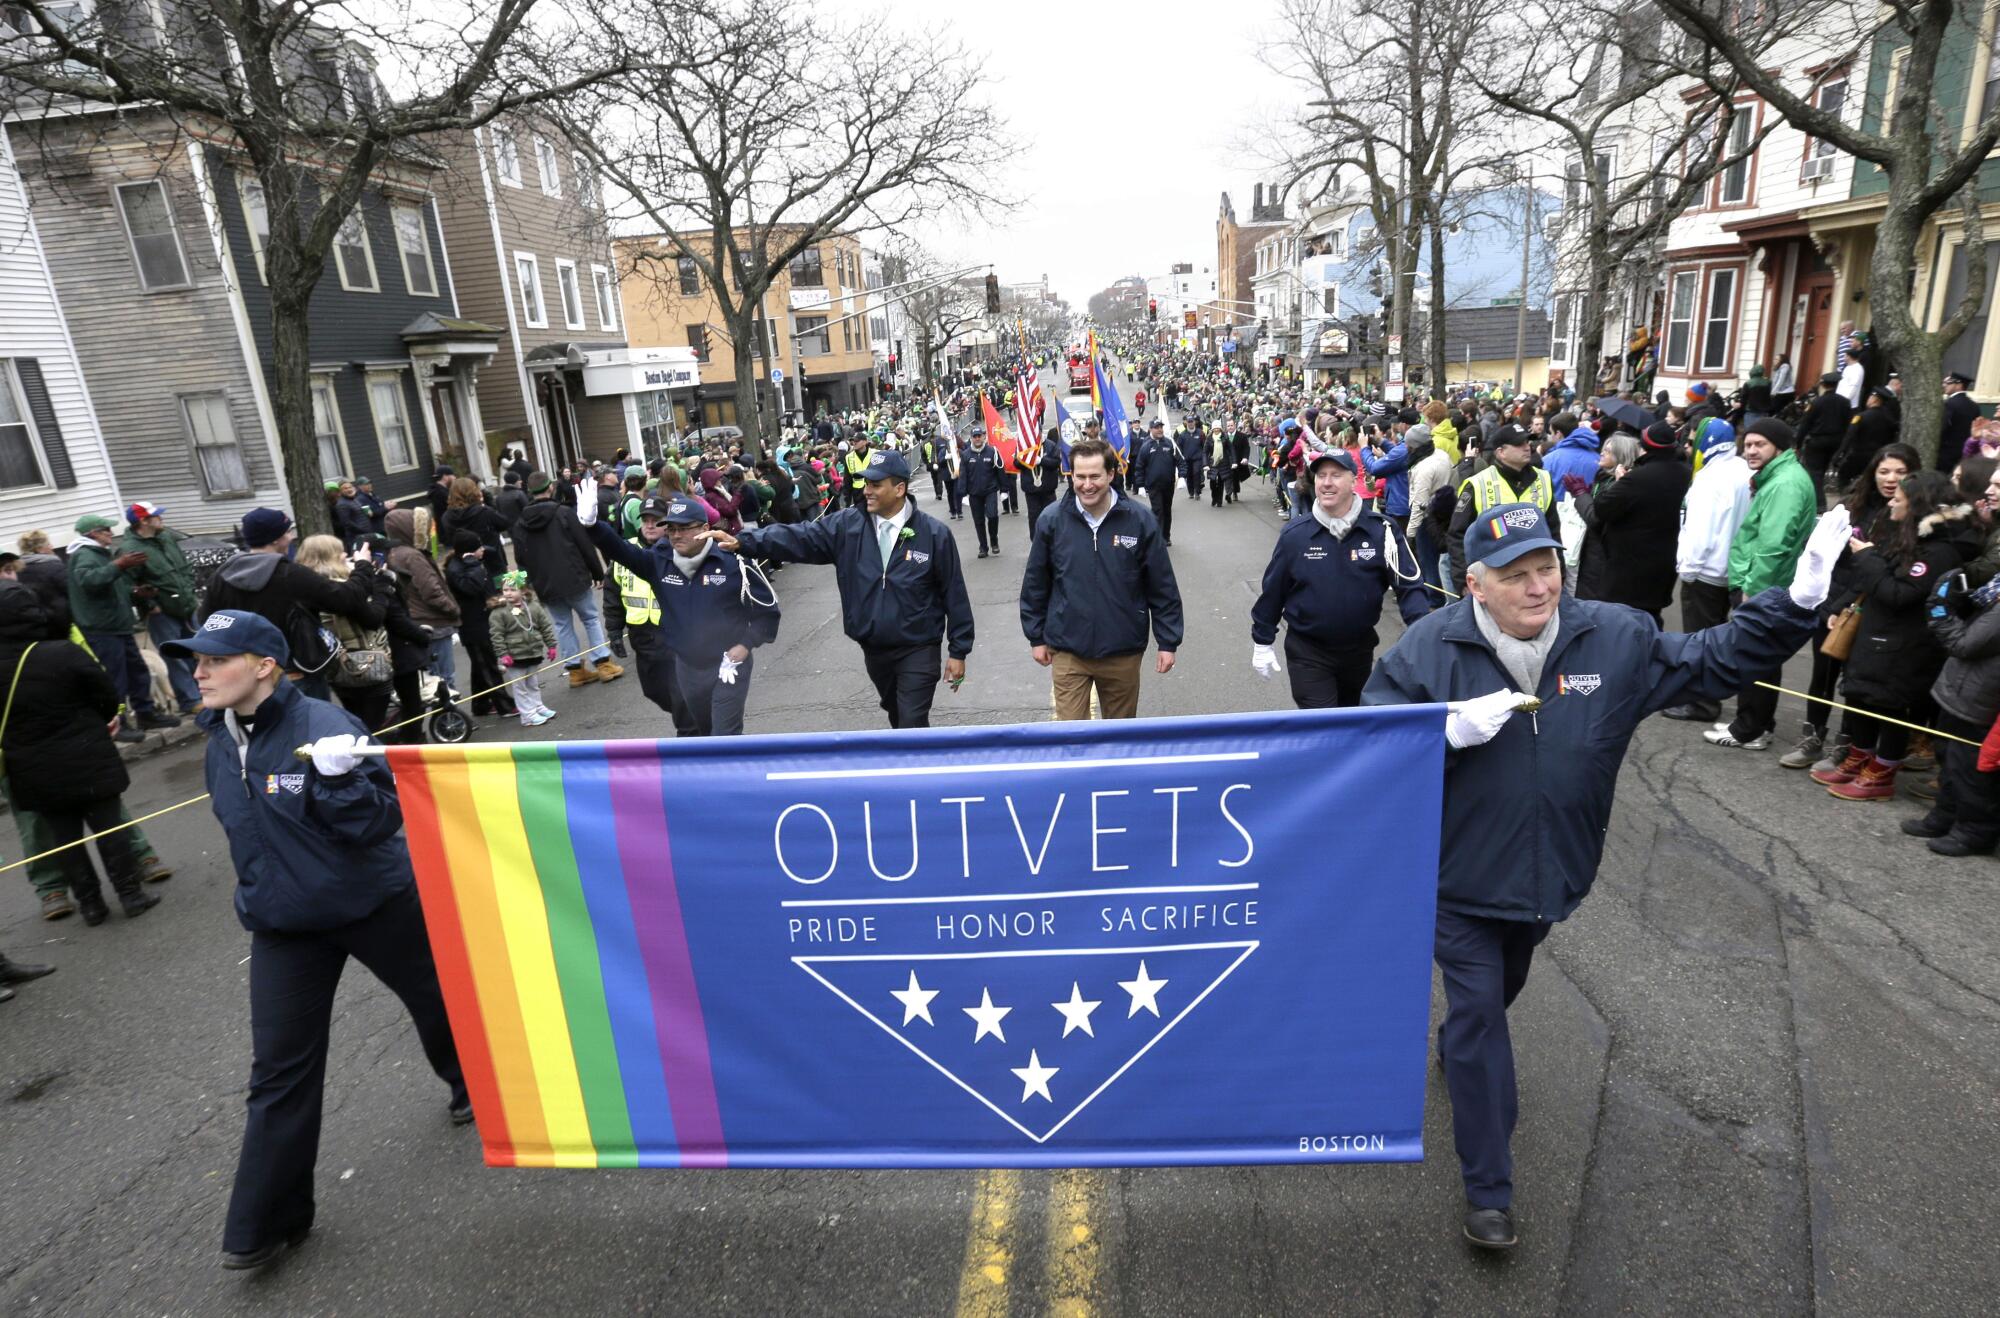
421, 749, 552, 1162
389, 747, 516, 1165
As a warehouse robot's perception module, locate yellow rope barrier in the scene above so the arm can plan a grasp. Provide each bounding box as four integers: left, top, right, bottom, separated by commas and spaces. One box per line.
1753, 681, 1977, 748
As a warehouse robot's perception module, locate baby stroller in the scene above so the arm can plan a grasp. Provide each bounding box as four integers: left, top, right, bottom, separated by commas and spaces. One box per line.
418, 671, 473, 744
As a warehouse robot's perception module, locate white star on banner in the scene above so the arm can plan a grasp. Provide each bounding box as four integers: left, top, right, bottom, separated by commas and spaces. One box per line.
963, 987, 1012, 1043
1119, 960, 1168, 1018
1051, 981, 1102, 1038
890, 970, 939, 1026
1011, 1049, 1059, 1103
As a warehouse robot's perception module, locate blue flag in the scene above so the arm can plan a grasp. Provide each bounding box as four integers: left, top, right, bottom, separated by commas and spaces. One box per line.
1092, 359, 1130, 466
1054, 397, 1077, 471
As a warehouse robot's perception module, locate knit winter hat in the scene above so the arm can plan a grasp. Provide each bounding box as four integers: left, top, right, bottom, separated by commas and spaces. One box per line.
1745, 418, 1796, 451
1686, 382, 1711, 404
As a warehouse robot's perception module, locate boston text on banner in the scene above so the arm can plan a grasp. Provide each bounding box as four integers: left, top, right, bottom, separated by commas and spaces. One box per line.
385, 706, 1445, 1169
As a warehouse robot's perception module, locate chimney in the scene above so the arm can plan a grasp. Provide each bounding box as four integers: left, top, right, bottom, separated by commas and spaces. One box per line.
1253, 183, 1264, 211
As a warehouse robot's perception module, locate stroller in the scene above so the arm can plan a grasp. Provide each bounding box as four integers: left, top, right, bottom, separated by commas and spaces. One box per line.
413, 671, 473, 744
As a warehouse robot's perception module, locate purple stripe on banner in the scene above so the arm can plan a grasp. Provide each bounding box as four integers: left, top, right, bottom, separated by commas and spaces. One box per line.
606, 749, 727, 1165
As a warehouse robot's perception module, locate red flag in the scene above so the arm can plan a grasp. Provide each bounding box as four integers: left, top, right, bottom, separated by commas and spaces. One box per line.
981, 393, 1019, 471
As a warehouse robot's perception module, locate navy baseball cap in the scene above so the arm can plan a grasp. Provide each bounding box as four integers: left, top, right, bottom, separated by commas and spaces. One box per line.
648, 495, 705, 525
1306, 447, 1357, 475
158, 609, 291, 667
860, 450, 911, 482
1464, 502, 1563, 570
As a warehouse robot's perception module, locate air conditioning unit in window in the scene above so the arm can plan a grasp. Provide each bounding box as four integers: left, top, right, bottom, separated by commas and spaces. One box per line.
1801, 153, 1835, 184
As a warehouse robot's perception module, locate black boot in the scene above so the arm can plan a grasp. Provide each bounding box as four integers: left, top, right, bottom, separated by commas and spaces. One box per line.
71, 872, 110, 926
0, 953, 54, 985
110, 868, 159, 919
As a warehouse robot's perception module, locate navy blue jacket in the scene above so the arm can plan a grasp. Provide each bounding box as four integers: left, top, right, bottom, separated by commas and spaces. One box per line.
1252, 507, 1429, 648
587, 523, 780, 662
197, 680, 414, 934
1176, 430, 1208, 476
961, 444, 1002, 497
1363, 586, 1814, 923
1134, 437, 1179, 488
1021, 492, 1185, 658
739, 506, 974, 658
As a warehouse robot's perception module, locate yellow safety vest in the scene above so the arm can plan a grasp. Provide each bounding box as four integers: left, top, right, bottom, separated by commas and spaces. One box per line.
1462, 464, 1553, 514
845, 450, 869, 487
613, 559, 660, 626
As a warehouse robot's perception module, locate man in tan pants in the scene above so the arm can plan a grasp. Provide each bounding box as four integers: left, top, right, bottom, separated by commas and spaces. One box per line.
1020, 437, 1183, 720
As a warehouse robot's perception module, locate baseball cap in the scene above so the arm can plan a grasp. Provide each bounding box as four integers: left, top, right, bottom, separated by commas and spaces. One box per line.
240, 507, 293, 547
73, 513, 115, 535
127, 501, 166, 523
1464, 502, 1563, 570
860, 450, 911, 482
158, 609, 291, 667
1278, 418, 1302, 433
1947, 371, 1975, 387
1306, 448, 1357, 474
648, 495, 705, 525
1491, 424, 1532, 450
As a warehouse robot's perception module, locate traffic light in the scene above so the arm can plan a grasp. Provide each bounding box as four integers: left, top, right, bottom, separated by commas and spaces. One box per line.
1148, 298, 1158, 322
985, 274, 1001, 313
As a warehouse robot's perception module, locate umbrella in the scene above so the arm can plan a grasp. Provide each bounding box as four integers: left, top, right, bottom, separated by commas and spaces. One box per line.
1597, 397, 1654, 431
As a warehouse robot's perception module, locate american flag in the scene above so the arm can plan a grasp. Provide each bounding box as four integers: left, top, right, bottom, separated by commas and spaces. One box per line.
1015, 363, 1046, 467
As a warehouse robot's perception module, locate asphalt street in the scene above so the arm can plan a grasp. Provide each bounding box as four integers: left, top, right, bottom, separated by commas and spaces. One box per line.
1, 378, 1995, 1316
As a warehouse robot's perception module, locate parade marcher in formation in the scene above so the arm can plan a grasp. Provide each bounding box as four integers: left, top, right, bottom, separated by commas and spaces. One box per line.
1135, 419, 1182, 547
1021, 437, 1183, 720
1177, 416, 1207, 499
1362, 498, 1850, 1251
1445, 425, 1556, 588
714, 451, 973, 729
1022, 427, 1064, 526
1251, 449, 1428, 707
960, 426, 1004, 558
164, 611, 470, 1273
598, 474, 684, 728
583, 491, 780, 737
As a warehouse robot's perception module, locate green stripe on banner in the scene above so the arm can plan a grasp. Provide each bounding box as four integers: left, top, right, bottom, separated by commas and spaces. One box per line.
513, 746, 639, 1165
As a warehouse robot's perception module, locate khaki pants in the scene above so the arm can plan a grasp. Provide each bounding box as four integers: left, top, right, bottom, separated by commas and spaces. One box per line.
1051, 650, 1144, 721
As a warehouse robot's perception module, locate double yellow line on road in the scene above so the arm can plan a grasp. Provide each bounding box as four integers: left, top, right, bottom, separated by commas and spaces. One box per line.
953, 1168, 1105, 1317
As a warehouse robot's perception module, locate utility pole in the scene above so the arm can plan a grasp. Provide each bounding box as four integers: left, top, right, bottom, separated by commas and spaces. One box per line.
1513, 169, 1532, 394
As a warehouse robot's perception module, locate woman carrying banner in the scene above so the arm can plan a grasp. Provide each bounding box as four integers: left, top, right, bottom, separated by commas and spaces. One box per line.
162, 611, 470, 1274
1361, 500, 1848, 1252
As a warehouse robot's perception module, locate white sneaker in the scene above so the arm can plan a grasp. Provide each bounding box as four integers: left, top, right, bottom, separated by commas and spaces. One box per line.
1703, 727, 1772, 749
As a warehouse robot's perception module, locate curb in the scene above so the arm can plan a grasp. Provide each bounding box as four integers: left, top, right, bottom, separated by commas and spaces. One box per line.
116, 720, 205, 762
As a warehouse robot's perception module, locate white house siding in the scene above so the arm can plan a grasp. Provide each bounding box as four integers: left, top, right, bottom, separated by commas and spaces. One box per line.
0, 131, 121, 552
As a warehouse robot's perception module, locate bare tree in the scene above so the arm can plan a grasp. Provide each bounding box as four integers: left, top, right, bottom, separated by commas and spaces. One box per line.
887, 244, 987, 391
1653, 0, 1990, 464
0, 0, 638, 534
569, 0, 1007, 455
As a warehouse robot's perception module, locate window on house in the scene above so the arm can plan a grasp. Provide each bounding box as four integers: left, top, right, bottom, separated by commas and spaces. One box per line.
790, 248, 824, 287
1939, 241, 2000, 384
687, 323, 710, 362
1663, 270, 1699, 370
366, 373, 417, 471
591, 264, 618, 330
637, 390, 672, 453
534, 136, 561, 197
1551, 294, 1575, 366
492, 125, 522, 187
237, 174, 270, 283
0, 361, 48, 490
1717, 108, 1755, 204
796, 314, 829, 355
572, 153, 599, 208
677, 255, 700, 295
1594, 150, 1614, 192
1564, 159, 1583, 210
309, 376, 350, 479
515, 252, 546, 327
1982, 23, 2000, 125
331, 208, 378, 292
392, 204, 436, 297
1698, 268, 1739, 372
181, 393, 251, 495
116, 180, 191, 290
556, 259, 585, 329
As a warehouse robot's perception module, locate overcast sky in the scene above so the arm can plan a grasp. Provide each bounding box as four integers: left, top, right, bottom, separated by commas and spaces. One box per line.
865, 0, 1291, 309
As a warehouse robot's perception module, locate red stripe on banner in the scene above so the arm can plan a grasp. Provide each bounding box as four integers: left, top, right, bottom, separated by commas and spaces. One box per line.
389, 746, 516, 1166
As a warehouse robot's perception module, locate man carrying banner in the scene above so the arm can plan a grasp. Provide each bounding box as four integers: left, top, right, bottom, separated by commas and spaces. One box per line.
1253, 449, 1428, 707
710, 451, 973, 729
1021, 437, 1184, 720
161, 610, 469, 1274
1361, 499, 1851, 1251
579, 492, 780, 737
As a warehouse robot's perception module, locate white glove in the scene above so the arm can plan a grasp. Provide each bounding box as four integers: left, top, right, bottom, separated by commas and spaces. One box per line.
1251, 643, 1282, 680
575, 480, 598, 528
1444, 689, 1531, 749
717, 655, 741, 685
1788, 505, 1853, 610
308, 732, 369, 776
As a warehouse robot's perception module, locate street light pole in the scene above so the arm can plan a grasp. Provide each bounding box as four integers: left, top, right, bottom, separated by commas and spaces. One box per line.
1514, 168, 1532, 395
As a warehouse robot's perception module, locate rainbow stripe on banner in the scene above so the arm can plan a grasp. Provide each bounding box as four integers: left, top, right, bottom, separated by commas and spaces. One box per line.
390, 741, 723, 1168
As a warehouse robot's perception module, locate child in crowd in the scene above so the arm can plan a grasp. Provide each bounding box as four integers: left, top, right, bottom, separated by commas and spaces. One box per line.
443, 530, 506, 717
490, 571, 558, 726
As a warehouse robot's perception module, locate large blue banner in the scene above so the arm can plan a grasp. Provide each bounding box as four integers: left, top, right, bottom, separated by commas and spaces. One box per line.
404, 706, 1445, 1168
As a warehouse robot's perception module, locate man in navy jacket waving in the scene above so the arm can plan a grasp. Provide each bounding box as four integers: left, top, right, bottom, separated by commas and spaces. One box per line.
1361, 500, 1850, 1252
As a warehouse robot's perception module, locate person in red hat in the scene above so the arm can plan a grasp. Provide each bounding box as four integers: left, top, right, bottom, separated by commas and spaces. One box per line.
116, 501, 202, 714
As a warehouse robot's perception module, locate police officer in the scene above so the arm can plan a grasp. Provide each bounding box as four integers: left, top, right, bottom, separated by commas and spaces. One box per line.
960, 426, 1003, 558
605, 489, 694, 734
844, 432, 873, 510
711, 450, 973, 728
581, 493, 778, 736
161, 611, 468, 1272
1176, 416, 1207, 499
1445, 423, 1556, 588
1361, 500, 1851, 1251
1135, 419, 1182, 547
1251, 449, 1428, 707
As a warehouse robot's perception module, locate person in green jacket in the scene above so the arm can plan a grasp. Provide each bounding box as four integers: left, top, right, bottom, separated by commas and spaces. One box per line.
66, 513, 177, 733
1707, 419, 1821, 749
116, 501, 201, 714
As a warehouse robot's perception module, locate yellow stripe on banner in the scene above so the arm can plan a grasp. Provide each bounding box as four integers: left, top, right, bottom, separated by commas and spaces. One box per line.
953, 1168, 1021, 1318
465, 756, 597, 1168
1046, 1168, 1105, 1318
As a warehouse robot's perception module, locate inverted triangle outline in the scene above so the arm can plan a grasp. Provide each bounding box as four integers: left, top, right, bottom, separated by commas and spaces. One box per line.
793, 940, 1261, 1144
